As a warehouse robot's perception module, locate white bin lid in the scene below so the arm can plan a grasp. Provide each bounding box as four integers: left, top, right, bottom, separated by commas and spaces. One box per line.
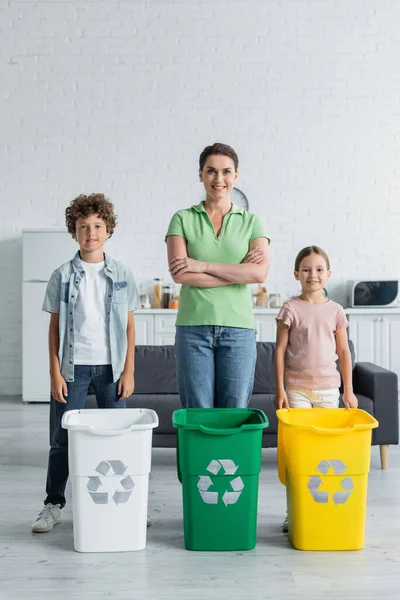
62, 408, 159, 436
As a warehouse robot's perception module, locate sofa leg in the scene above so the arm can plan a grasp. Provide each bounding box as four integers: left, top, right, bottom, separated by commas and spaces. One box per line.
380, 444, 389, 469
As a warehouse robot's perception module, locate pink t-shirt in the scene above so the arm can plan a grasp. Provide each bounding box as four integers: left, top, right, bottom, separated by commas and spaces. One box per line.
276, 297, 349, 390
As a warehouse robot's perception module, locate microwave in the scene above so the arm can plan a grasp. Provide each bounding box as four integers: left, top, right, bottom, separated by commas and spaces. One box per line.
347, 280, 399, 308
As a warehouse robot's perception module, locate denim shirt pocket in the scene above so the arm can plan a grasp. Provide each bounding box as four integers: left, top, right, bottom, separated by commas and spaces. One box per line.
61, 282, 70, 303
112, 281, 128, 304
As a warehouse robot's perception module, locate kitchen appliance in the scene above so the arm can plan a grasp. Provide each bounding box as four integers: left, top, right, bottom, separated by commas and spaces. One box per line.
22, 230, 77, 402
347, 280, 399, 308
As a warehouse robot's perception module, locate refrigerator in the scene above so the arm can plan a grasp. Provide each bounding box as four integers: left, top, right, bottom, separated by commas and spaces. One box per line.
22, 230, 78, 402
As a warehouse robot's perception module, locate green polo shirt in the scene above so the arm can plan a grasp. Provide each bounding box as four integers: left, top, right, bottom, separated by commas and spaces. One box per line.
166, 202, 270, 328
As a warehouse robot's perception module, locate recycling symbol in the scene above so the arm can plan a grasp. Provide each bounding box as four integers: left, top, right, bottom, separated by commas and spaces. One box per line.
87, 460, 134, 505
308, 460, 354, 505
197, 459, 244, 507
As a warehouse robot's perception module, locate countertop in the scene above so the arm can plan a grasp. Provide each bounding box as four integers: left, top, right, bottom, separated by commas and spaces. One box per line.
136, 307, 400, 315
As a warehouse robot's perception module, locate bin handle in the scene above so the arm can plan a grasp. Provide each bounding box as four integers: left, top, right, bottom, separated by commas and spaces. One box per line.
196, 424, 253, 435
311, 423, 377, 435
67, 424, 157, 435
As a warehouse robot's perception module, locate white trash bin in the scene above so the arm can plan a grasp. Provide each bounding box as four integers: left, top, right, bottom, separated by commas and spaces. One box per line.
62, 408, 159, 553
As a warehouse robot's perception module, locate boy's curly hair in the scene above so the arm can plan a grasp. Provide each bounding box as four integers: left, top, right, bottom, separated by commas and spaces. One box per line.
65, 193, 117, 238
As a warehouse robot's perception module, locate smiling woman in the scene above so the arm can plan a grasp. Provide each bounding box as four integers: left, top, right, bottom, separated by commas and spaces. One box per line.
165, 143, 271, 409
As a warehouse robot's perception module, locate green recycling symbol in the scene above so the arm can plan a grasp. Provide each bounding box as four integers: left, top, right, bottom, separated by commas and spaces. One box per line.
308, 460, 354, 505
197, 459, 244, 507
87, 460, 134, 505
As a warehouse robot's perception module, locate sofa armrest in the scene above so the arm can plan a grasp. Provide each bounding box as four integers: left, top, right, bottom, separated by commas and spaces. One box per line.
353, 362, 398, 445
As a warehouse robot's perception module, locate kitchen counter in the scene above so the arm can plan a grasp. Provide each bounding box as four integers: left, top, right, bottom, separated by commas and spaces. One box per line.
136, 307, 400, 315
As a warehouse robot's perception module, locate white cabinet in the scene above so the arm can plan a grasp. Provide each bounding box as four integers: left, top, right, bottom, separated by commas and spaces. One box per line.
154, 314, 177, 346
383, 315, 400, 379
134, 313, 176, 345
348, 315, 383, 364
254, 315, 277, 342
347, 313, 400, 382
134, 311, 278, 345
134, 314, 154, 345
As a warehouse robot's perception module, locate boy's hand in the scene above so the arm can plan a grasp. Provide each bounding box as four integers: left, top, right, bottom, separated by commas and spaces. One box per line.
343, 391, 358, 410
51, 373, 68, 404
118, 372, 134, 400
275, 390, 290, 410
242, 248, 264, 264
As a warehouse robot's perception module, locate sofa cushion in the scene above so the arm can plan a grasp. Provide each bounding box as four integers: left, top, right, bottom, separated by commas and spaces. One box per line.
127, 394, 181, 434
134, 345, 178, 394
253, 343, 276, 394
249, 393, 277, 434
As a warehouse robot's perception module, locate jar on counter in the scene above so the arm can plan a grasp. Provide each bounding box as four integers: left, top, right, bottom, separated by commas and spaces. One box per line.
168, 296, 179, 309
269, 293, 281, 308
140, 294, 151, 309
153, 278, 163, 308
163, 285, 173, 309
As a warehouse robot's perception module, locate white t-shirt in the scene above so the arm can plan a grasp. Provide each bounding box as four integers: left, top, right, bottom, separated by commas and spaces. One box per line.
74, 259, 111, 365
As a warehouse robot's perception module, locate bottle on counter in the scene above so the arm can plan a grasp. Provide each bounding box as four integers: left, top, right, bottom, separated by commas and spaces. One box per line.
254, 284, 268, 307
163, 285, 173, 309
153, 278, 163, 308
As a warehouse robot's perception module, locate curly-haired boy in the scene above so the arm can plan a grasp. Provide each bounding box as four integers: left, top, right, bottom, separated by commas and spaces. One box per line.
32, 193, 141, 532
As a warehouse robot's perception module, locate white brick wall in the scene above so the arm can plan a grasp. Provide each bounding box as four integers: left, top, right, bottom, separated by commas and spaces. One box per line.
1, 0, 400, 394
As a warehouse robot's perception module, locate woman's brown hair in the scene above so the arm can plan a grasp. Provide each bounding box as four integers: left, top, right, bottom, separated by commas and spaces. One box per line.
199, 143, 239, 171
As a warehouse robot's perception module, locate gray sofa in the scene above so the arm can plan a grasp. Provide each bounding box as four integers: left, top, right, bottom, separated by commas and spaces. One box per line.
50, 341, 398, 468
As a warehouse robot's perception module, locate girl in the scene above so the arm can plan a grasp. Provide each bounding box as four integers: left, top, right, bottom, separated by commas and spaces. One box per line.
274, 246, 358, 531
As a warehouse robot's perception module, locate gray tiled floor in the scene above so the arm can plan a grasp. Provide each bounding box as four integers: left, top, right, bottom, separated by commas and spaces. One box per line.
1, 396, 399, 600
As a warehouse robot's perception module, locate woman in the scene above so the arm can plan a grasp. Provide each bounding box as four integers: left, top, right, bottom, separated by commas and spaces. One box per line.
166, 143, 270, 408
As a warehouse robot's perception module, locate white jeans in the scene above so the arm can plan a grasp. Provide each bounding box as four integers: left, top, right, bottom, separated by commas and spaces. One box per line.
286, 387, 339, 409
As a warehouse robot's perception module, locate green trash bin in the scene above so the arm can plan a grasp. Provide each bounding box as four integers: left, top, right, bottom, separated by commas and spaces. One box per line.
173, 408, 269, 551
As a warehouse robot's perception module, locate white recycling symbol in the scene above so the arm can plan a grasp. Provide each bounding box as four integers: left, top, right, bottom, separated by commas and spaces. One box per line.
308, 460, 354, 505
87, 460, 134, 505
197, 459, 244, 507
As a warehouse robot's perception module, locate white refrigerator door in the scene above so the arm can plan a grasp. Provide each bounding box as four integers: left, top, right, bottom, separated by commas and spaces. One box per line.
23, 230, 77, 281
22, 282, 51, 402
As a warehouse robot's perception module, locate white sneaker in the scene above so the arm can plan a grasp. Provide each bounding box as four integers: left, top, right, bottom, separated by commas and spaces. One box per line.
282, 516, 288, 533
32, 503, 62, 533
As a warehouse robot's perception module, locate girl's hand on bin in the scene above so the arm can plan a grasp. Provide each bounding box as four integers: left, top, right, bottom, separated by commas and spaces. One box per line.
343, 391, 358, 410
118, 372, 134, 400
275, 391, 290, 410
51, 373, 68, 404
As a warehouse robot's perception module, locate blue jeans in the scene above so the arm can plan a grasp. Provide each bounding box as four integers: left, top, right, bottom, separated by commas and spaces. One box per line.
45, 365, 125, 507
174, 326, 257, 408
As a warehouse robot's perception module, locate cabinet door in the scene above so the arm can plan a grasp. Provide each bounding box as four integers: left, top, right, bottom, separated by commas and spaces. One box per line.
348, 315, 383, 365
254, 315, 277, 342
154, 314, 176, 345
154, 333, 176, 345
23, 282, 50, 402
134, 314, 155, 345
381, 315, 400, 376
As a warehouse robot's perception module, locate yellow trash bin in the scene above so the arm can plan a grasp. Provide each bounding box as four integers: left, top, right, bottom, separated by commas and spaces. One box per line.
277, 408, 378, 551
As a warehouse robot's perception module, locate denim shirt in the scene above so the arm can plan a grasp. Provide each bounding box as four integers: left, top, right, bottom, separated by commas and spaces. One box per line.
42, 252, 139, 383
